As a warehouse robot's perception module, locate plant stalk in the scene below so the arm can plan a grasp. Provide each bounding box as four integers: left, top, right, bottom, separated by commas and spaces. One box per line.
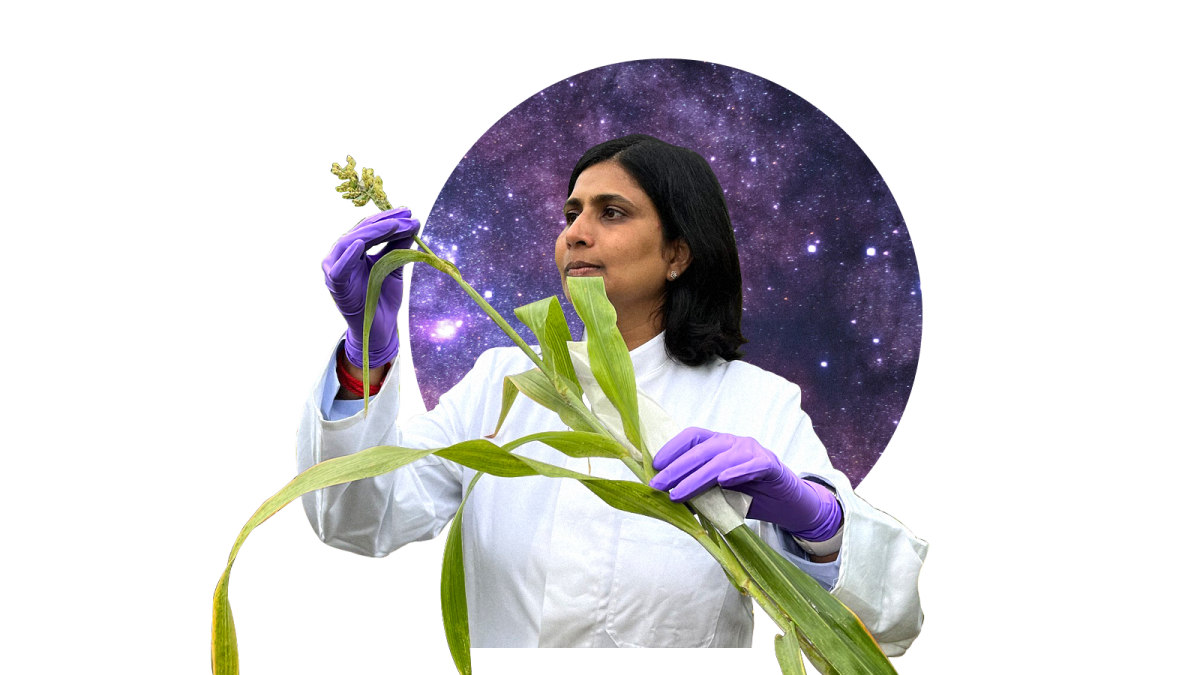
407, 234, 548, 374
697, 527, 831, 672
690, 526, 794, 631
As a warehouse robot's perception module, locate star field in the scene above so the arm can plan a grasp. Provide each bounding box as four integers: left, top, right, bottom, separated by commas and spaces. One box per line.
408, 59, 922, 486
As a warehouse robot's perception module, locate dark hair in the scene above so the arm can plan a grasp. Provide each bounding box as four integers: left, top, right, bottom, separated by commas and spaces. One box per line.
568, 134, 747, 366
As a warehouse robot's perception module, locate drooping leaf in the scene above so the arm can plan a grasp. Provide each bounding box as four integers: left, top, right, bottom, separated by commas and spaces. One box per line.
212, 442, 450, 674
448, 440, 696, 536
515, 295, 581, 396
566, 276, 646, 469
214, 439, 705, 673
512, 454, 701, 536
723, 525, 895, 675
441, 472, 485, 675
436, 444, 538, 478
775, 624, 809, 675
211, 570, 238, 675
485, 376, 520, 439
503, 431, 630, 461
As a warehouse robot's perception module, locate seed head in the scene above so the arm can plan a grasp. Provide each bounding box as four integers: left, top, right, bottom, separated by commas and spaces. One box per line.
367, 172, 386, 207
331, 154, 357, 181
331, 155, 392, 211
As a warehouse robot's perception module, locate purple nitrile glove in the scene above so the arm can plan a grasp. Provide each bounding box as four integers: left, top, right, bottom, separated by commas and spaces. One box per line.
321, 207, 422, 368
649, 427, 843, 541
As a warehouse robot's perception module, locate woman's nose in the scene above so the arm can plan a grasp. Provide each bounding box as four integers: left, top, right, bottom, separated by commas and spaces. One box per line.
562, 217, 593, 248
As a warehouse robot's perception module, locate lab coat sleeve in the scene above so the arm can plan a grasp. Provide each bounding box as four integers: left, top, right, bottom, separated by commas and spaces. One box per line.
297, 337, 500, 558
760, 387, 928, 657
757, 520, 843, 591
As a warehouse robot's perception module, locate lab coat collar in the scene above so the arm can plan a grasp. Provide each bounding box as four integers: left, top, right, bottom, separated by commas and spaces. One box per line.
576, 329, 669, 377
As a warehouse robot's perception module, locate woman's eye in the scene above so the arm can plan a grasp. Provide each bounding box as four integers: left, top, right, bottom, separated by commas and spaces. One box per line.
563, 207, 621, 225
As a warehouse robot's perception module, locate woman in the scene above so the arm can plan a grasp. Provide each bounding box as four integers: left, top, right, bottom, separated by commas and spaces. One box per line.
299, 135, 927, 652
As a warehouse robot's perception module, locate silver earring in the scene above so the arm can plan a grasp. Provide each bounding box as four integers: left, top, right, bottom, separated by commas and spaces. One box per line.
669, 270, 679, 280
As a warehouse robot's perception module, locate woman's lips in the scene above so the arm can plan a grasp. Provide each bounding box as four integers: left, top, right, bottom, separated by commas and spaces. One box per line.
564, 261, 600, 275
566, 264, 603, 276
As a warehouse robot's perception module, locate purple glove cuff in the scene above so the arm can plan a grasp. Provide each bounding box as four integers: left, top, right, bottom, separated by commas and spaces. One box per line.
783, 480, 843, 542
342, 329, 400, 369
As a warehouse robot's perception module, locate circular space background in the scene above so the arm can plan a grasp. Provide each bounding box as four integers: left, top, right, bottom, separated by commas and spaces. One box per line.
408, 59, 921, 487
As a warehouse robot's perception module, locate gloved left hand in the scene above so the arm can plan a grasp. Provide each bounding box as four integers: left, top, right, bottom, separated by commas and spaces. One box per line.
649, 427, 842, 541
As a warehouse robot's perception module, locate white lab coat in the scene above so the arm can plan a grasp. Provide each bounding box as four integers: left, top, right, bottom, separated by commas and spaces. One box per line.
298, 331, 927, 653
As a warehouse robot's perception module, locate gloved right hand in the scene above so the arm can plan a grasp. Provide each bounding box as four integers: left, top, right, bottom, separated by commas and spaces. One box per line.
322, 207, 422, 368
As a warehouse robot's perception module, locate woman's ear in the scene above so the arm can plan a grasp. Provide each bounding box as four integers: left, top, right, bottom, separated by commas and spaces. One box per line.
668, 238, 692, 274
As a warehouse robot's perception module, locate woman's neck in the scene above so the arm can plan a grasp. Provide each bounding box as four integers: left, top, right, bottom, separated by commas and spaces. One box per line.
616, 312, 663, 352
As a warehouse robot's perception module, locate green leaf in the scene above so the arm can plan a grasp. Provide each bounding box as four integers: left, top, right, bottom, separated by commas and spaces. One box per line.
515, 296, 581, 396
506, 368, 598, 434
775, 625, 809, 675
450, 443, 697, 537
441, 472, 485, 675
361, 248, 458, 411
512, 454, 701, 536
502, 430, 630, 461
436, 444, 538, 478
485, 376, 520, 439
212, 442, 447, 674
566, 276, 646, 470
581, 479, 703, 536
211, 570, 238, 674
723, 525, 896, 675
214, 439, 701, 673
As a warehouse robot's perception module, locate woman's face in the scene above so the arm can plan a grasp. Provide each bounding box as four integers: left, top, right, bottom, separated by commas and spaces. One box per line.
556, 161, 688, 325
